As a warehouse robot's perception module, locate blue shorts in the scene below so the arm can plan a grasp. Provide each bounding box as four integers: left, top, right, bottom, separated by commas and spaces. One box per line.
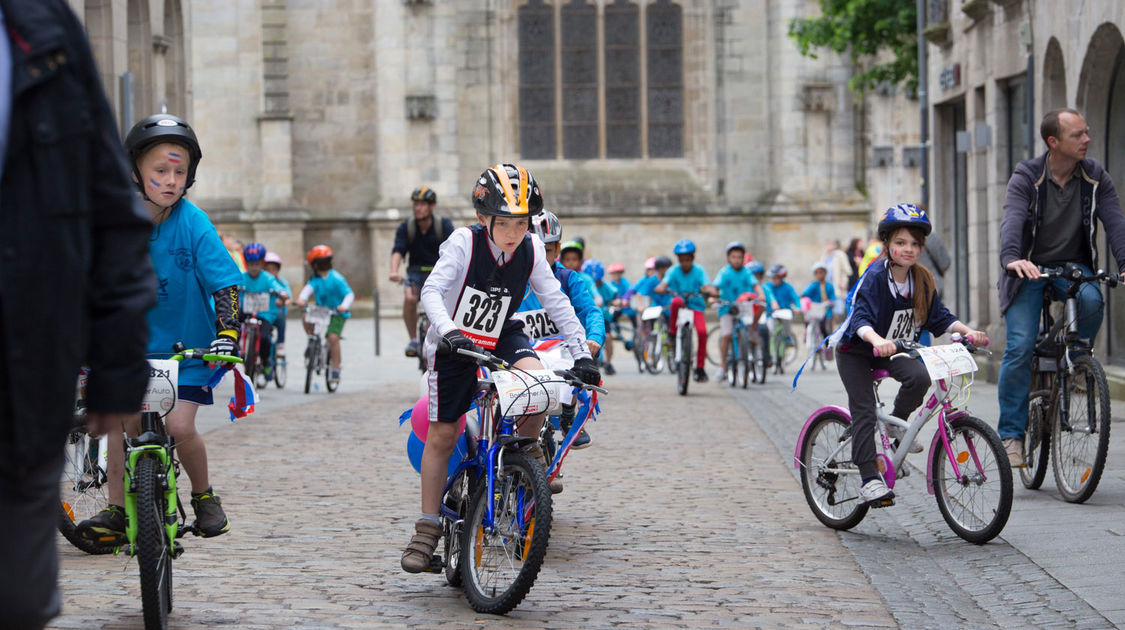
405, 270, 431, 291
179, 385, 214, 406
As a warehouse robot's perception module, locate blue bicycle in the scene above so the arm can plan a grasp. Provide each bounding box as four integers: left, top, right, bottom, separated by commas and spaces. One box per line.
428, 347, 606, 614
715, 299, 762, 388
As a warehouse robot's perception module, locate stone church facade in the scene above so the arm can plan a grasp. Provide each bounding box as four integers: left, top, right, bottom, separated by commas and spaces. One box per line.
183, 0, 924, 296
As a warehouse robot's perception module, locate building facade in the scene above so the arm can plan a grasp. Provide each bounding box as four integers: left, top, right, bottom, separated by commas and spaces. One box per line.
923, 0, 1125, 368
187, 0, 917, 296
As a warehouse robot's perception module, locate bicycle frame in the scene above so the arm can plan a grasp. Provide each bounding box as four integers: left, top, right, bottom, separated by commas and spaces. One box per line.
123, 416, 179, 553
794, 373, 986, 495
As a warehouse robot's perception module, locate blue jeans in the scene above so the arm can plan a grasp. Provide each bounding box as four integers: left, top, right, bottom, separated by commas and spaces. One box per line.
996, 264, 1104, 440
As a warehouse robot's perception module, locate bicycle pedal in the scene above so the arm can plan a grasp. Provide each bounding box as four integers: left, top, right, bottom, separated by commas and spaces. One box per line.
423, 554, 444, 573
868, 497, 895, 509
173, 541, 185, 558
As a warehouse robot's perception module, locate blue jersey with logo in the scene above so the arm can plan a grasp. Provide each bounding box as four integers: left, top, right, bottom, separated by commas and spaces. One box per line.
712, 265, 758, 315
767, 281, 801, 312
240, 270, 286, 324
147, 199, 242, 387
308, 269, 354, 318
517, 262, 606, 345
661, 264, 709, 311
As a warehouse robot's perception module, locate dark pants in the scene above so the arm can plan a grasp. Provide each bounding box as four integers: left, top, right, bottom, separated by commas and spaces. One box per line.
0, 449, 63, 630
835, 348, 931, 480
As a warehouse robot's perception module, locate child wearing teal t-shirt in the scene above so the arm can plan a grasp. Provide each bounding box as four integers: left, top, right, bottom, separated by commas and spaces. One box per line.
295, 245, 355, 385
655, 239, 717, 381
78, 115, 238, 543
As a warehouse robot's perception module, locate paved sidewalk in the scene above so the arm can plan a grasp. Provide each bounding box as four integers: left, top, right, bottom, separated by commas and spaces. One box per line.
732, 356, 1125, 629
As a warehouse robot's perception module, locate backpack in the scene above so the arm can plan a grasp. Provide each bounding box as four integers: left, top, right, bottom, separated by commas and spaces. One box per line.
406, 216, 450, 246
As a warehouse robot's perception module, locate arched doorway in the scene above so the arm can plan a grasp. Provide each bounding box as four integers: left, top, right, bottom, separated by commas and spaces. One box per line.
1077, 23, 1125, 362
1042, 37, 1066, 112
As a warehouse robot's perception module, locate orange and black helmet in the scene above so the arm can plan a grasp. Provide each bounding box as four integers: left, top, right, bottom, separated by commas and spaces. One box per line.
306, 244, 333, 265
472, 164, 543, 218
411, 186, 437, 204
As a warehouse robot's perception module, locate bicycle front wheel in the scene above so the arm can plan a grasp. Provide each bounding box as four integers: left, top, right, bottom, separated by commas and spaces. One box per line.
677, 332, 691, 396
1020, 391, 1051, 490
304, 337, 318, 394
932, 415, 1012, 544
243, 327, 258, 383
58, 426, 114, 554
135, 455, 173, 629
274, 357, 287, 389
798, 411, 867, 530
1051, 355, 1111, 503
460, 450, 552, 615
325, 341, 339, 393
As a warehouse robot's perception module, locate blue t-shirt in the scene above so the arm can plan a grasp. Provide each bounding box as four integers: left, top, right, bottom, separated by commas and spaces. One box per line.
661, 264, 709, 311
308, 269, 354, 317
147, 199, 242, 387
767, 281, 801, 312
801, 281, 838, 318
611, 277, 631, 299
634, 274, 671, 308
596, 281, 618, 317
712, 265, 758, 315
274, 274, 292, 316
240, 270, 286, 324
517, 262, 606, 346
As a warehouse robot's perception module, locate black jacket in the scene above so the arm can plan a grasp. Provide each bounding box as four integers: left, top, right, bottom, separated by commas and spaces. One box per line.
0, 0, 155, 470
997, 151, 1125, 313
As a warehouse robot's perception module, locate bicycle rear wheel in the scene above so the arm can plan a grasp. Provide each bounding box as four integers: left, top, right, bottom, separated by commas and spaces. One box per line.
243, 327, 258, 384
325, 340, 339, 393
1051, 355, 1110, 503
58, 424, 114, 554
705, 324, 722, 366
274, 357, 287, 389
442, 470, 473, 588
932, 415, 1012, 543
135, 456, 173, 629
461, 450, 552, 615
737, 330, 750, 388
1020, 392, 1051, 490
798, 411, 867, 530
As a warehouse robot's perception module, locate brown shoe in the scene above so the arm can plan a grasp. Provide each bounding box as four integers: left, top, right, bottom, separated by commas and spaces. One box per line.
1003, 438, 1026, 468
524, 443, 563, 494
401, 518, 442, 573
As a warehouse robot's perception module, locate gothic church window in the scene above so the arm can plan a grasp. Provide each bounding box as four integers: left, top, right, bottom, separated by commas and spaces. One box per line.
518, 0, 683, 160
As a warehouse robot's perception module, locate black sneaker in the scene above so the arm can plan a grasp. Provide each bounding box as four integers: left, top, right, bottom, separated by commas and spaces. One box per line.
570, 428, 593, 449
191, 488, 231, 538
694, 367, 708, 382
76, 505, 127, 543
604, 362, 616, 375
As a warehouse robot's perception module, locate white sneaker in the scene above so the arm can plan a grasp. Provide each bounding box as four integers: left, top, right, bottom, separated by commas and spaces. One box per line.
886, 422, 924, 454
715, 368, 726, 382
860, 478, 894, 507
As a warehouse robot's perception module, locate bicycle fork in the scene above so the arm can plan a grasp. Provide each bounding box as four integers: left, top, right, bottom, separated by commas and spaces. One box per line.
123, 444, 183, 556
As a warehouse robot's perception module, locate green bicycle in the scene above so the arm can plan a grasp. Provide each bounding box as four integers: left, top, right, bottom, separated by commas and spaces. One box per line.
123, 343, 241, 630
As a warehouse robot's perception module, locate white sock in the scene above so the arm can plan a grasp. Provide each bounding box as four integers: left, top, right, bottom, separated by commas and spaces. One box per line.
419, 513, 440, 526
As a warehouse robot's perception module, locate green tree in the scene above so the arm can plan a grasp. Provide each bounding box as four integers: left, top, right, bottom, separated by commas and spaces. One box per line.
788, 0, 918, 95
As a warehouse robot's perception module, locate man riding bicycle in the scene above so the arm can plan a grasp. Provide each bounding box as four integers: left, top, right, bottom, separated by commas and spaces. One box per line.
390, 186, 456, 357
997, 108, 1125, 467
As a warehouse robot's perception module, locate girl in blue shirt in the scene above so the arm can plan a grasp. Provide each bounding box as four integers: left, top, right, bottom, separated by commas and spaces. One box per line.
833, 205, 988, 507
801, 262, 837, 339
78, 115, 240, 542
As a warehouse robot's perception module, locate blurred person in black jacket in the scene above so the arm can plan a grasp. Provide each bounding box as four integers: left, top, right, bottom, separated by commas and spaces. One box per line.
0, 1, 155, 627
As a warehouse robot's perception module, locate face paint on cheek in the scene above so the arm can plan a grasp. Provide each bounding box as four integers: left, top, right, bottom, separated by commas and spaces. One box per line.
149, 178, 161, 189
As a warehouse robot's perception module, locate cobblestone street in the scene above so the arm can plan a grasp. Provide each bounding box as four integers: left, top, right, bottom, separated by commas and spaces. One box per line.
48, 322, 1125, 628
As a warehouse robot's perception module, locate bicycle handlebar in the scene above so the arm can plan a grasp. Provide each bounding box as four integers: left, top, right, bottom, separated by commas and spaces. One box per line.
168, 341, 244, 364
888, 334, 990, 361
552, 369, 609, 395
1006, 263, 1120, 288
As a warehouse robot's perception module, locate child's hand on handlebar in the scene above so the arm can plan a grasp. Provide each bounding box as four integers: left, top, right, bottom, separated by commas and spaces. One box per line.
871, 337, 897, 357
965, 330, 989, 346
335, 305, 348, 314
586, 339, 602, 357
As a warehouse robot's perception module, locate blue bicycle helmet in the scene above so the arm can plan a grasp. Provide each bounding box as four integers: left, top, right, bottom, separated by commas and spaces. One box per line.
725, 241, 746, 255
583, 258, 605, 282
769, 263, 787, 278
747, 260, 764, 274
673, 239, 696, 255
878, 203, 932, 241
243, 242, 267, 262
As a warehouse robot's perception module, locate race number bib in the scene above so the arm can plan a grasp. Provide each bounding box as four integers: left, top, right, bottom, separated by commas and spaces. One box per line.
641, 306, 664, 321
512, 308, 559, 341
141, 360, 178, 414
242, 292, 271, 315
916, 344, 978, 381
453, 286, 512, 349
887, 309, 916, 341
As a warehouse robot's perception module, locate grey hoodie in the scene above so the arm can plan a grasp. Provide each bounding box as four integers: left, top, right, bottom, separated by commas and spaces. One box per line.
997, 151, 1125, 313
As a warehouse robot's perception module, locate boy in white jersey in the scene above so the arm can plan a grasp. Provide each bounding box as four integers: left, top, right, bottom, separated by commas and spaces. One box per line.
401, 164, 601, 573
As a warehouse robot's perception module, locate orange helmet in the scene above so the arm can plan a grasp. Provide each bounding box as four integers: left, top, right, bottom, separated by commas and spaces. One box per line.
306, 245, 333, 265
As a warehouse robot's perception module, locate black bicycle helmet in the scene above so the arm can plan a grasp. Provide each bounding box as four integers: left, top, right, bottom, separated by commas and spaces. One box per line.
124, 114, 203, 190
411, 186, 437, 204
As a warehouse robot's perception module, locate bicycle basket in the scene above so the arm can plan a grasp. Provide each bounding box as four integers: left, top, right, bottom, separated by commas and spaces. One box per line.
491, 370, 561, 416
305, 305, 333, 329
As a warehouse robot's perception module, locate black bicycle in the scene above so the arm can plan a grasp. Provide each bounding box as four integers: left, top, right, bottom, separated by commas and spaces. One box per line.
1020, 263, 1116, 503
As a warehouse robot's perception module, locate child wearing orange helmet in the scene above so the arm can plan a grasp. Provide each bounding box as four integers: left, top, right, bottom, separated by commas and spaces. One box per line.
294, 245, 354, 385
